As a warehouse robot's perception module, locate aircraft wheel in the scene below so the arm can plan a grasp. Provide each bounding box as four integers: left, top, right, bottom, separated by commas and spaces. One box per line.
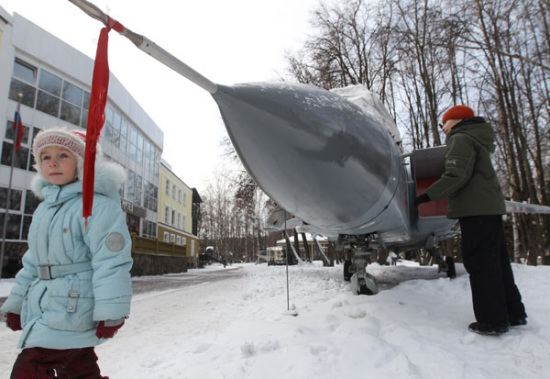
358, 278, 370, 295
446, 256, 457, 279
343, 260, 352, 281
360, 274, 379, 295
351, 273, 378, 295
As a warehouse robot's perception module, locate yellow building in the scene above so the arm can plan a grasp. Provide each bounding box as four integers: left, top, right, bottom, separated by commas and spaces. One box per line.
158, 160, 200, 259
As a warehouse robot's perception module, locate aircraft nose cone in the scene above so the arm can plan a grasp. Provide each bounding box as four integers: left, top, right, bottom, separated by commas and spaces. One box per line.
213, 82, 398, 229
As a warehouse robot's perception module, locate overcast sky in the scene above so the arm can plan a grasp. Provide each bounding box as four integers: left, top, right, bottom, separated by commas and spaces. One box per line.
2, 0, 321, 191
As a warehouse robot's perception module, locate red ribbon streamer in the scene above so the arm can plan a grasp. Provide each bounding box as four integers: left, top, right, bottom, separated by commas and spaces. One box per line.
83, 25, 111, 228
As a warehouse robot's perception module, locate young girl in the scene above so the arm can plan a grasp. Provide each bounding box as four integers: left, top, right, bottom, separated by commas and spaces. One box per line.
1, 128, 133, 378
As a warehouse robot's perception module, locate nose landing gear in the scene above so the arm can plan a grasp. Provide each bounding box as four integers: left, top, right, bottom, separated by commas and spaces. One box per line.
341, 234, 379, 295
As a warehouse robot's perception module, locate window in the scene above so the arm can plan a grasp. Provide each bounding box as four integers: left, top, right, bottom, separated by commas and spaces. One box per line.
125, 171, 135, 202
1, 124, 41, 172
39, 70, 62, 96
9, 59, 90, 127
136, 133, 143, 164
36, 70, 62, 118
182, 215, 187, 230
165, 178, 170, 195
172, 184, 176, 200
164, 205, 169, 224
60, 81, 83, 125
177, 236, 181, 245
143, 181, 158, 212
144, 140, 153, 176
13, 59, 36, 83
24, 190, 41, 214
128, 126, 144, 164
171, 208, 176, 226
10, 60, 37, 108
142, 220, 157, 239
36, 89, 60, 118
125, 171, 142, 205
170, 234, 175, 243
177, 212, 181, 229
103, 108, 120, 148
119, 119, 128, 153
0, 213, 22, 239
60, 101, 81, 126
183, 192, 188, 207
153, 150, 160, 179
178, 189, 182, 203
0, 187, 22, 211
133, 174, 142, 205
81, 92, 90, 129
163, 232, 169, 242
9, 78, 36, 108
2, 142, 29, 171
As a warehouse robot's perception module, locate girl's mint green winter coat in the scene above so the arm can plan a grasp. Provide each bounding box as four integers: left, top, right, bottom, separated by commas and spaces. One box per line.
1, 161, 133, 349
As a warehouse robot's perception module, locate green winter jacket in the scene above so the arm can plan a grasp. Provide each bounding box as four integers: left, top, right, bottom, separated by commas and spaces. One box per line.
425, 117, 506, 219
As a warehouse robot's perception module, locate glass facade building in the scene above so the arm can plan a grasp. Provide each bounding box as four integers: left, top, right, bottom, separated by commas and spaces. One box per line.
0, 9, 165, 274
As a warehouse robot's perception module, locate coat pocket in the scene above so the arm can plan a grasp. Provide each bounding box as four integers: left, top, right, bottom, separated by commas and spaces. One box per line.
21, 280, 47, 327
42, 278, 95, 331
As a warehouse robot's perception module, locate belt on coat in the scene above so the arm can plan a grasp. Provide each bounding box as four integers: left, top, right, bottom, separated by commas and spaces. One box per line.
37, 261, 93, 280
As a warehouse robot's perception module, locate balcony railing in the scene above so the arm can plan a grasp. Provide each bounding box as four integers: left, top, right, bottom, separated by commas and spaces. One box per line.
130, 233, 187, 257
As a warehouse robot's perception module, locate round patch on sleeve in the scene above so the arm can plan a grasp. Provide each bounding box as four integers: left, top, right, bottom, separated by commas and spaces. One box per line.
105, 232, 126, 252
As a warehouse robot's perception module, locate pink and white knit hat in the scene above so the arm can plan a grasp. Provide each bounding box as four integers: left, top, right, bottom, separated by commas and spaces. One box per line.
32, 128, 102, 180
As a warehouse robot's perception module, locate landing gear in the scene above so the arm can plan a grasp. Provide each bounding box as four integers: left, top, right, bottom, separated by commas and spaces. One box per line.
443, 256, 457, 279
427, 247, 457, 279
350, 272, 379, 295
343, 260, 352, 281
340, 235, 379, 295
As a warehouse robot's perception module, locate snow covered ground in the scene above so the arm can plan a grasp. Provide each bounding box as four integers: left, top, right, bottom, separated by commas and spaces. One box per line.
1, 261, 549, 379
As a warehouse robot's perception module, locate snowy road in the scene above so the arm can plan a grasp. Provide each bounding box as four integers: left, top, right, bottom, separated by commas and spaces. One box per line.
0, 264, 244, 314
1, 262, 550, 379
131, 265, 245, 294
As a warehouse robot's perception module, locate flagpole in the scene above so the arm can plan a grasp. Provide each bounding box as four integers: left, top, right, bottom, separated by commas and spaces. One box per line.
0, 93, 23, 279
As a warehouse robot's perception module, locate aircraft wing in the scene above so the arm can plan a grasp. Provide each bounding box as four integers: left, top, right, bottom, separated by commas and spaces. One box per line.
505, 200, 550, 214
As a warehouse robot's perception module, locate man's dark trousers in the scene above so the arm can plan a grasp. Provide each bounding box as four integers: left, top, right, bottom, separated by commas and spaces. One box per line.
459, 215, 526, 325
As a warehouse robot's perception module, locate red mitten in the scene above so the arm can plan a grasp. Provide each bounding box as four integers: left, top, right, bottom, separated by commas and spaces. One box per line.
6, 313, 22, 331
96, 320, 125, 339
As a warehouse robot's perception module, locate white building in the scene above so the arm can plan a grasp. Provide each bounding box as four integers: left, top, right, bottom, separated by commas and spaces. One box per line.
0, 8, 164, 275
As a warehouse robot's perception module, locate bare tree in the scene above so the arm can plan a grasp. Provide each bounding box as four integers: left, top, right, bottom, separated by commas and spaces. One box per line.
285, 0, 550, 263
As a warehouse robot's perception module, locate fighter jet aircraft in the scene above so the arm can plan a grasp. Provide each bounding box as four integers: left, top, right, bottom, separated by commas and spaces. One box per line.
69, 0, 550, 295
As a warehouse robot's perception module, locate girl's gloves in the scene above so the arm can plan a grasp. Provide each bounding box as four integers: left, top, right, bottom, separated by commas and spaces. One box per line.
5, 312, 126, 339
6, 312, 22, 331
96, 319, 125, 339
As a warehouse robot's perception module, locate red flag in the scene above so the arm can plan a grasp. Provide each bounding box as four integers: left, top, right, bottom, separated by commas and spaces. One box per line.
13, 111, 24, 152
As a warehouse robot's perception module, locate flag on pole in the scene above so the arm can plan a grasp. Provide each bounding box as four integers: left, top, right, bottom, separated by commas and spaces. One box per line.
13, 111, 24, 151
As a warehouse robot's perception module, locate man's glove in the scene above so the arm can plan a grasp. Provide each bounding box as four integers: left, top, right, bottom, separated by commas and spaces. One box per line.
6, 312, 22, 331
414, 193, 431, 206
96, 319, 125, 339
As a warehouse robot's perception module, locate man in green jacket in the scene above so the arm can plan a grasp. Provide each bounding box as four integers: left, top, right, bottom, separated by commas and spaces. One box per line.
415, 105, 527, 336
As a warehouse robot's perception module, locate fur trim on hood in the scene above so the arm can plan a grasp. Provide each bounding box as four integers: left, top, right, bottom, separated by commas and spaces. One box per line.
31, 159, 127, 200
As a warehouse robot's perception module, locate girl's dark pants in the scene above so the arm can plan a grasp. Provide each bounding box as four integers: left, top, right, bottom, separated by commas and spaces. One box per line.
11, 347, 105, 379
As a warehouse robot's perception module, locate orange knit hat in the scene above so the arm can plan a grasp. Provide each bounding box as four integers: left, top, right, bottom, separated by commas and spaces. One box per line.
442, 105, 475, 124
